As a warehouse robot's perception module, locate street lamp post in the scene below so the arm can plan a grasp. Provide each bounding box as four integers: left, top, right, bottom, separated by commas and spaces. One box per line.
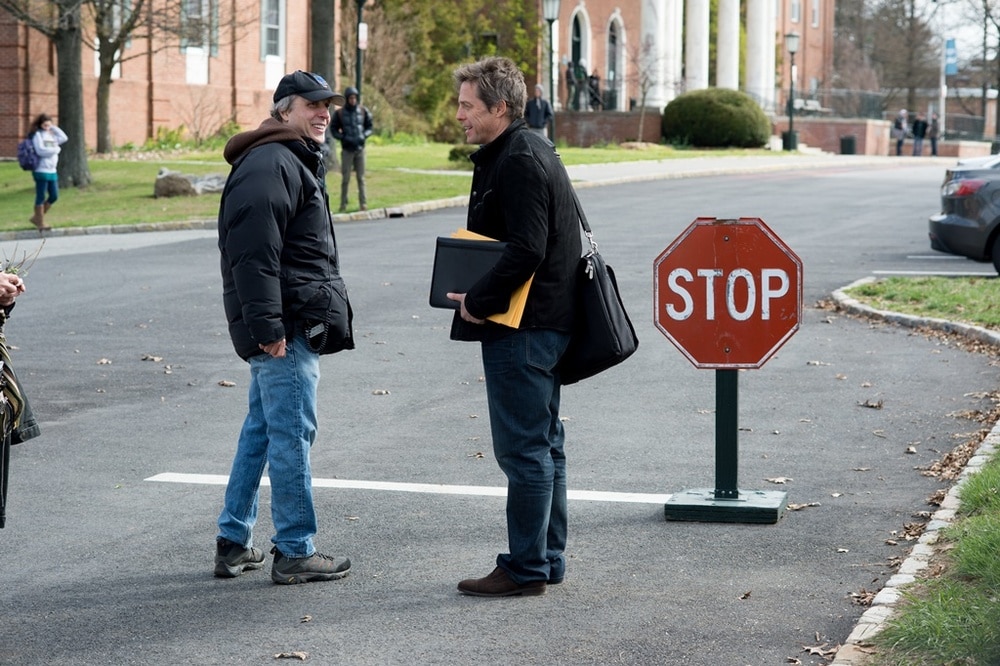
782, 32, 800, 152
542, 0, 561, 142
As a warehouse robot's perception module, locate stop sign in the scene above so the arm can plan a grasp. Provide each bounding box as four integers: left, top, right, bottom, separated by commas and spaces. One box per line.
654, 217, 802, 369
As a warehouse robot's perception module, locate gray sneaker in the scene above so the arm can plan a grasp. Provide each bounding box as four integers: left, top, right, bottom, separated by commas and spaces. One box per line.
214, 538, 265, 578
270, 546, 351, 585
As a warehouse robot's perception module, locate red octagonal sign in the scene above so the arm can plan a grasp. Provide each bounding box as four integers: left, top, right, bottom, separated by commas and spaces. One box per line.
654, 217, 802, 369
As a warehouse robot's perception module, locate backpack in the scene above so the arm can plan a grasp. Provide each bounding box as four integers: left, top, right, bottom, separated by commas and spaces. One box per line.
16, 136, 38, 171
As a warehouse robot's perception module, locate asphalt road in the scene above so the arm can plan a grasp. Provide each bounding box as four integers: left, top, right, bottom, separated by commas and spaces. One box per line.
2, 159, 996, 666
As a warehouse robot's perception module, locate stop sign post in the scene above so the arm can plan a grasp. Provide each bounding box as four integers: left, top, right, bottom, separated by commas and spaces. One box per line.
654, 218, 802, 524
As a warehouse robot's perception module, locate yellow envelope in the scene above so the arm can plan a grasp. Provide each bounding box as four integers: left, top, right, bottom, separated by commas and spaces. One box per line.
450, 228, 534, 328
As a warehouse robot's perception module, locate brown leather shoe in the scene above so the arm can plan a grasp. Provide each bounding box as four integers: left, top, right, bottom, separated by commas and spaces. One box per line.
457, 566, 546, 597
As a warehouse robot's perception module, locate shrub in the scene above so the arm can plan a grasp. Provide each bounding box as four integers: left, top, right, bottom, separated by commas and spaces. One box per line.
448, 144, 477, 165
661, 89, 770, 148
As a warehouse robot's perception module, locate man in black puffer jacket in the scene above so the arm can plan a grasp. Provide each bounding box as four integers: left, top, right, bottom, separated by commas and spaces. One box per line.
215, 70, 355, 586
330, 86, 373, 212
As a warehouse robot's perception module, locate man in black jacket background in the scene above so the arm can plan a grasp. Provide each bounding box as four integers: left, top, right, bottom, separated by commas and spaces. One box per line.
331, 86, 374, 212
215, 70, 354, 586
448, 56, 580, 598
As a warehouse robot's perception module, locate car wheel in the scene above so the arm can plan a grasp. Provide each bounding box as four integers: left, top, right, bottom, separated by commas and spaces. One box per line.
992, 235, 1000, 274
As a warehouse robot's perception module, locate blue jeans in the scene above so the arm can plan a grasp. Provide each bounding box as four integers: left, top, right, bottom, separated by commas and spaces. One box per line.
481, 328, 570, 584
33, 173, 58, 207
217, 334, 321, 558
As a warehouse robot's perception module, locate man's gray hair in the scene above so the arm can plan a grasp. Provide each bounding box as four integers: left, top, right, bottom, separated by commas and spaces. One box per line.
453, 57, 526, 121
270, 95, 295, 120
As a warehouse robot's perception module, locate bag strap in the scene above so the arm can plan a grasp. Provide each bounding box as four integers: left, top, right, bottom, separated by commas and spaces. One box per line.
569, 187, 598, 256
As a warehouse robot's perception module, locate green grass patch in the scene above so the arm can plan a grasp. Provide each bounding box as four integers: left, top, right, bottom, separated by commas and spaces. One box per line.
0, 142, 772, 232
844, 276, 1000, 329
868, 455, 1000, 664
871, 578, 1000, 665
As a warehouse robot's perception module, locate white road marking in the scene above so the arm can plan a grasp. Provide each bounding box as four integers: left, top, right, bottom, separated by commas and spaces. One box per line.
905, 255, 966, 260
146, 472, 673, 504
873, 269, 995, 277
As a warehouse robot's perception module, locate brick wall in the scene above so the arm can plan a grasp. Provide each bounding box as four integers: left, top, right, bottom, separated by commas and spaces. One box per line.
772, 116, 993, 157
555, 111, 663, 147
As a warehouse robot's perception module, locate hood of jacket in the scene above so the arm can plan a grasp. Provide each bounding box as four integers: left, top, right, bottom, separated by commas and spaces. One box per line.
223, 117, 311, 165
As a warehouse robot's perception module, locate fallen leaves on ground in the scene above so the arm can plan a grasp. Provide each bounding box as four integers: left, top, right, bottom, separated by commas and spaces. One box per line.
849, 588, 876, 606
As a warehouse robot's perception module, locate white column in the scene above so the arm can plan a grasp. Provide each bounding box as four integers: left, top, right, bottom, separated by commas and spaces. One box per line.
745, 0, 768, 108
764, 0, 777, 111
642, 0, 669, 108
667, 0, 682, 100
685, 0, 710, 90
716, 0, 740, 89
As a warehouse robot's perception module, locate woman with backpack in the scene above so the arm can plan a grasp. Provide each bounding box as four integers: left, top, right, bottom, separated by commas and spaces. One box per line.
28, 114, 68, 232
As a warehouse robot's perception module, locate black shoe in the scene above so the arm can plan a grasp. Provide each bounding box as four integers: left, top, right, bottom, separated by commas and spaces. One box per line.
213, 538, 265, 578
270, 546, 351, 585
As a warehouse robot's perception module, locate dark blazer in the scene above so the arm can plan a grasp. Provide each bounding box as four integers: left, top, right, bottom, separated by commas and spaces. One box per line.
451, 119, 581, 342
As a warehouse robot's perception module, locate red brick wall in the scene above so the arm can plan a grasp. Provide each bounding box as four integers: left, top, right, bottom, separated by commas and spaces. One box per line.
773, 116, 994, 157
1, 0, 320, 155
555, 110, 663, 146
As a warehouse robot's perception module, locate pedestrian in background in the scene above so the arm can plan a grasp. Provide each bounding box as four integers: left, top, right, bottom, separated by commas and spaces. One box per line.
28, 114, 67, 232
216, 70, 354, 585
331, 86, 374, 212
449, 56, 581, 598
524, 84, 554, 139
911, 112, 929, 156
928, 113, 940, 156
892, 109, 908, 156
588, 69, 603, 110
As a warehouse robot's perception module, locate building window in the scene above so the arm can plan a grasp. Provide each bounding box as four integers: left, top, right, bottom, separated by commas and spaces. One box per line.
261, 0, 285, 59
811, 0, 819, 26
791, 0, 801, 23
181, 0, 218, 55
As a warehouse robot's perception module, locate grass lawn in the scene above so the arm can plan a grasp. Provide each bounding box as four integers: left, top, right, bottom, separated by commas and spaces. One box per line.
0, 141, 765, 233
845, 276, 1000, 664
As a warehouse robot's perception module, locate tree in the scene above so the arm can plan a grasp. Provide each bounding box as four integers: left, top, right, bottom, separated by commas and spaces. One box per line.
86, 0, 149, 154
343, 0, 540, 141
868, 0, 939, 111
628, 35, 663, 142
84, 1, 250, 153
0, 0, 91, 187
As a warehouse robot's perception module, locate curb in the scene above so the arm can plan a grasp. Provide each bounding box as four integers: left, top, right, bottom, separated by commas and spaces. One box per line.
828, 280, 1000, 665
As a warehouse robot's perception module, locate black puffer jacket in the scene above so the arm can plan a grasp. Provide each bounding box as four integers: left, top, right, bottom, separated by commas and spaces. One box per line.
219, 118, 353, 360
450, 119, 581, 342
330, 89, 373, 152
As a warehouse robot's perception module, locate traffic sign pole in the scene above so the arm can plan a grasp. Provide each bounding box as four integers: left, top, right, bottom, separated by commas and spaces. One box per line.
715, 369, 738, 500
655, 218, 801, 524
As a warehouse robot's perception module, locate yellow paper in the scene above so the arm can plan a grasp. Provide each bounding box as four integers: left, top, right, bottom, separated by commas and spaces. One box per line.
450, 229, 534, 328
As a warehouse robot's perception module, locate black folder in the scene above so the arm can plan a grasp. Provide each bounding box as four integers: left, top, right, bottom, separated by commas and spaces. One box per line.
429, 236, 507, 309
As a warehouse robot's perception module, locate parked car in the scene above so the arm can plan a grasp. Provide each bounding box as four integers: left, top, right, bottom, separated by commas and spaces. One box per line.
929, 156, 1000, 273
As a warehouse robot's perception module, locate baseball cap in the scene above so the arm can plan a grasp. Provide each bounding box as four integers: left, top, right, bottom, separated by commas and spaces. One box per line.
273, 70, 346, 105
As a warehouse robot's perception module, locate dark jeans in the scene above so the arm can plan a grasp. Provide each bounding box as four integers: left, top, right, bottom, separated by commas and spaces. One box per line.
481, 328, 570, 584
